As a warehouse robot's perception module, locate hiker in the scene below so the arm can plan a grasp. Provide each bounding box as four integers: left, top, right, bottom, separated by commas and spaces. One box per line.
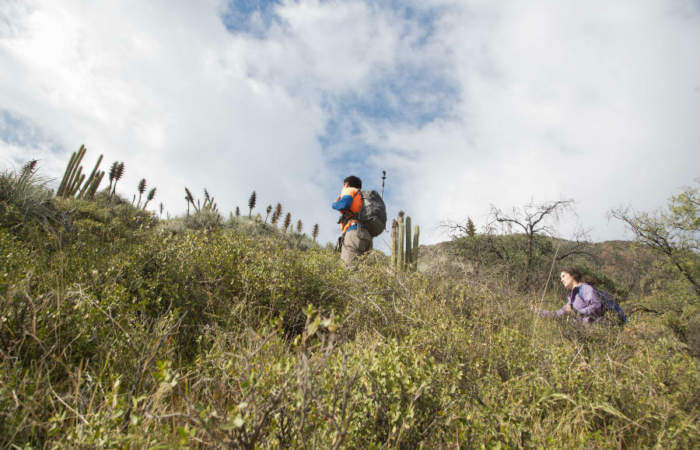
533, 267, 605, 323
333, 175, 373, 266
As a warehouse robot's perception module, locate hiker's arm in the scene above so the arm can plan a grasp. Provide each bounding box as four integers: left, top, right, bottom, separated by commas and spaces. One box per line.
554, 301, 573, 317
332, 195, 353, 212
572, 285, 602, 315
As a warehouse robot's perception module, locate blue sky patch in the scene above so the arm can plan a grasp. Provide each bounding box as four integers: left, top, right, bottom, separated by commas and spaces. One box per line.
0, 110, 57, 152
220, 0, 281, 36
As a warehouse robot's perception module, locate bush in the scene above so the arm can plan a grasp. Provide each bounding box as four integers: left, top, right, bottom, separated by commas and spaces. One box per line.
2, 176, 700, 447
0, 167, 55, 227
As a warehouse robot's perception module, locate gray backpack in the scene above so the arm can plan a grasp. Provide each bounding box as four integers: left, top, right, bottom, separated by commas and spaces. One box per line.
354, 190, 386, 237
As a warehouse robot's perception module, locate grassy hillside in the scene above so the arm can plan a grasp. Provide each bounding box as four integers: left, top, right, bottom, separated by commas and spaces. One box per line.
1, 169, 699, 448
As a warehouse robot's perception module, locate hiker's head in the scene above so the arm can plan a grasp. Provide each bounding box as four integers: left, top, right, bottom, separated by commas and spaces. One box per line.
560, 267, 582, 290
343, 175, 362, 189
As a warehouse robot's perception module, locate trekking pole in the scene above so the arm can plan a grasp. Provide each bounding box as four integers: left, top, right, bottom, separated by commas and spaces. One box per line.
381, 170, 386, 199
532, 242, 561, 341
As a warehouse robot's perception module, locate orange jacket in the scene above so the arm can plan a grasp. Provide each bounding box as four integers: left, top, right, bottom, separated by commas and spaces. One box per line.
333, 187, 363, 234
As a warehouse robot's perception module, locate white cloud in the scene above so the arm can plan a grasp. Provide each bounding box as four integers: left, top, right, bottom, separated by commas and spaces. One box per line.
364, 0, 700, 244
1, 0, 698, 249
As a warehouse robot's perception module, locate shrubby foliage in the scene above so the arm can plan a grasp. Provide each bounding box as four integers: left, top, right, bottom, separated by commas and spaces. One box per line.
0, 172, 699, 447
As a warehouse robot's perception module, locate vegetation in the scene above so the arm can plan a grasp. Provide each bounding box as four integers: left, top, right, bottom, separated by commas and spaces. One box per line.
391, 211, 420, 271
57, 145, 105, 199
1, 166, 699, 448
611, 181, 700, 299
248, 191, 257, 218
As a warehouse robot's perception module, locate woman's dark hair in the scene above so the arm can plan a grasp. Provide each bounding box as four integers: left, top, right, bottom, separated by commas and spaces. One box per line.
561, 267, 596, 285
343, 175, 362, 189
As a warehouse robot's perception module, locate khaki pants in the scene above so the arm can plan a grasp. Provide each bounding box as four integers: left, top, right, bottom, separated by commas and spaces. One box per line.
340, 227, 372, 266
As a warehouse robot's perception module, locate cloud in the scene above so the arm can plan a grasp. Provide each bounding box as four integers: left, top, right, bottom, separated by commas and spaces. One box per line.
363, 0, 700, 243
1, 0, 698, 249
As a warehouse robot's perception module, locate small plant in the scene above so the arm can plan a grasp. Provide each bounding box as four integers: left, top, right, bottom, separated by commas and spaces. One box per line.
466, 217, 476, 237
182, 188, 222, 230
248, 191, 256, 217
136, 179, 147, 207
21, 159, 38, 177
143, 188, 156, 210
0, 162, 54, 225
283, 212, 291, 234
272, 203, 282, 226
108, 161, 125, 199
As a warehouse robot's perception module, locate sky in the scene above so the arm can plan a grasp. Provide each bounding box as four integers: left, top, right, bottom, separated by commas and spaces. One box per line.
1, 0, 699, 250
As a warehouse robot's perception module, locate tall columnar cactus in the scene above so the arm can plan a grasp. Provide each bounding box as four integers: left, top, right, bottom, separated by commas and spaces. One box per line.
85, 170, 105, 199
398, 211, 405, 270
67, 169, 85, 197
405, 215, 412, 270
412, 225, 420, 270
391, 219, 398, 268
78, 154, 103, 199
391, 212, 420, 272
57, 145, 86, 197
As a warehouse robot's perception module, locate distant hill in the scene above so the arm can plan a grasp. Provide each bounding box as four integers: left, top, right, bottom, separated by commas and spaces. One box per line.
416, 235, 662, 296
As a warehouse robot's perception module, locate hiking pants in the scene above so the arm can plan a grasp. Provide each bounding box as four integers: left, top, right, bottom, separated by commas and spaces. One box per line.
340, 227, 372, 266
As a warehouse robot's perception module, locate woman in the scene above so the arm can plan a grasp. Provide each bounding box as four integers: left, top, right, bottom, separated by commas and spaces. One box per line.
535, 267, 604, 323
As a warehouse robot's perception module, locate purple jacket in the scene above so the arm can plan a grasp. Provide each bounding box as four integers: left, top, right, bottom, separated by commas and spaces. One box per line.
541, 283, 604, 322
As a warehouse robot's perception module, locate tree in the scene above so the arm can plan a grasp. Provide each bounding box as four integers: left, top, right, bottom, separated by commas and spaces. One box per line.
265, 205, 272, 223
248, 191, 256, 217
312, 224, 319, 242
489, 199, 574, 288
611, 182, 700, 299
296, 220, 303, 234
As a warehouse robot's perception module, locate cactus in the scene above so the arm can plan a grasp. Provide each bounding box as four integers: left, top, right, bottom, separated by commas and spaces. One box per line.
398, 211, 405, 270
58, 145, 87, 197
405, 216, 412, 269
68, 170, 85, 197
391, 213, 419, 272
391, 219, 398, 268
78, 154, 103, 199
412, 225, 420, 270
86, 170, 105, 198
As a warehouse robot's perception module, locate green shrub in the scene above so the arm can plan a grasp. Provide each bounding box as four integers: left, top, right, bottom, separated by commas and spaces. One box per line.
0, 167, 55, 228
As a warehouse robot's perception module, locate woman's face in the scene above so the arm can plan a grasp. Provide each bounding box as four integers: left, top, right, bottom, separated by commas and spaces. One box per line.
560, 271, 576, 290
